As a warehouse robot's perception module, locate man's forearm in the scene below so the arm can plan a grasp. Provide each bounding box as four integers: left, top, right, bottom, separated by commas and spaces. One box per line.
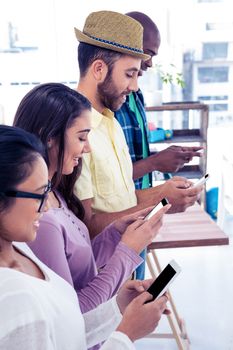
132, 154, 158, 180
135, 185, 164, 205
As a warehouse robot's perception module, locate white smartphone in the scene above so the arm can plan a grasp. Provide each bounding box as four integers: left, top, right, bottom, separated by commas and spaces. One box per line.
147, 259, 181, 301
144, 198, 169, 221
193, 173, 210, 188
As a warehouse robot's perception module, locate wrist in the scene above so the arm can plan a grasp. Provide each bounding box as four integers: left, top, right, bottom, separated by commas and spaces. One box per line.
116, 323, 136, 342
120, 238, 141, 254
148, 153, 159, 172
151, 184, 166, 204
116, 294, 124, 315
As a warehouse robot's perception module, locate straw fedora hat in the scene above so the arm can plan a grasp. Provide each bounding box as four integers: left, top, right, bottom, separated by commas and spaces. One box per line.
74, 11, 150, 61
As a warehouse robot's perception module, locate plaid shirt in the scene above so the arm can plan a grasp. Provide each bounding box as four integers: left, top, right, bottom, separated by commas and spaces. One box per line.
115, 90, 152, 189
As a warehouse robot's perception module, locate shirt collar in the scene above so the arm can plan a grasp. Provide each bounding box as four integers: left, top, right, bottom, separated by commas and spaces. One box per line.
91, 107, 114, 129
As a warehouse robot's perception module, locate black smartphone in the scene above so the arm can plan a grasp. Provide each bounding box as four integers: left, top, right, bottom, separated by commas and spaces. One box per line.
146, 260, 181, 301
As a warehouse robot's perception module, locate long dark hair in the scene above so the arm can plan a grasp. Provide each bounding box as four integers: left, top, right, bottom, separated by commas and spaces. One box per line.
0, 125, 45, 212
13, 83, 91, 220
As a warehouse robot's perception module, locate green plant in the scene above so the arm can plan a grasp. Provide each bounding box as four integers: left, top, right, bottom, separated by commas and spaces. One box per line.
155, 63, 185, 88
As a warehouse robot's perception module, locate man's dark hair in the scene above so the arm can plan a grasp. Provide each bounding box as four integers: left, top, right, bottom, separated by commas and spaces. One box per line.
125, 12, 160, 40
78, 42, 124, 77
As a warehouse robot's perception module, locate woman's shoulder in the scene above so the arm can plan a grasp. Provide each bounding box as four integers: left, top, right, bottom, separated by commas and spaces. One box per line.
0, 267, 43, 308
0, 267, 33, 290
0, 268, 49, 343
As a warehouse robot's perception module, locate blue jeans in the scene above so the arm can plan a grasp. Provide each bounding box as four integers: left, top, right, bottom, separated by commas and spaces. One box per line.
135, 249, 147, 280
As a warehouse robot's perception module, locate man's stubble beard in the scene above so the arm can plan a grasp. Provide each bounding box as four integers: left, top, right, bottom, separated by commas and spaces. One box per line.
97, 71, 126, 112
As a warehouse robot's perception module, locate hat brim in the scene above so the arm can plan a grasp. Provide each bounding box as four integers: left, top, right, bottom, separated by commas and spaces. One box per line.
74, 27, 150, 61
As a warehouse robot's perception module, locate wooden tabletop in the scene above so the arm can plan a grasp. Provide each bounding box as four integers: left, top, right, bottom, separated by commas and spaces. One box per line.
148, 203, 229, 250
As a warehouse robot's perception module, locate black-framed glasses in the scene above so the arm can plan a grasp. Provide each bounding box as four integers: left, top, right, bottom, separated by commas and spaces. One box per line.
0, 180, 52, 213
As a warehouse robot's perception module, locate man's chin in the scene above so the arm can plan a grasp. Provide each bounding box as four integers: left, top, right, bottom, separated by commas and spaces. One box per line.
111, 98, 126, 112
112, 103, 124, 112
112, 100, 127, 111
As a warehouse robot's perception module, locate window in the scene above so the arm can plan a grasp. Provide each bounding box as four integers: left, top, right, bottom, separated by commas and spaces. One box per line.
0, 21, 38, 53
198, 67, 229, 83
203, 43, 228, 59
198, 0, 222, 2
209, 103, 228, 111
198, 95, 228, 101
206, 22, 233, 30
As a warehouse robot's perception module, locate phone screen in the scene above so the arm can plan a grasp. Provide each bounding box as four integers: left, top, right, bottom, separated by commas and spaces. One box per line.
147, 263, 177, 301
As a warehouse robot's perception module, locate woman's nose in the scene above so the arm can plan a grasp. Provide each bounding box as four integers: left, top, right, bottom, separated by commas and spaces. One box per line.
83, 139, 91, 153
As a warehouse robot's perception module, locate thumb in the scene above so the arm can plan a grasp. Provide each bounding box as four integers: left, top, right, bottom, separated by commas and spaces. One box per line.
153, 295, 169, 311
130, 206, 157, 220
170, 176, 187, 182
172, 180, 190, 189
122, 280, 146, 293
127, 219, 145, 231
134, 291, 153, 305
140, 278, 154, 290
158, 203, 171, 216
146, 203, 171, 224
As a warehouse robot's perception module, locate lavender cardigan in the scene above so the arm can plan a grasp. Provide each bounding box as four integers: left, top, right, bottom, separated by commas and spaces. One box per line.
28, 192, 142, 313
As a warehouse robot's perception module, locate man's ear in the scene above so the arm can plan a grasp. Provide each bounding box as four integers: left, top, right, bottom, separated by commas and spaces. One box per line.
91, 60, 108, 82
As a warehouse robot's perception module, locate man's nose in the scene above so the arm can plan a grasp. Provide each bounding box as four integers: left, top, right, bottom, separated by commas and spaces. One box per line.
146, 57, 153, 68
128, 76, 139, 92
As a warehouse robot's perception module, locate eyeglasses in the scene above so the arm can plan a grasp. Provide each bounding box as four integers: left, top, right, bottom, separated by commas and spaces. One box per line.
0, 181, 52, 213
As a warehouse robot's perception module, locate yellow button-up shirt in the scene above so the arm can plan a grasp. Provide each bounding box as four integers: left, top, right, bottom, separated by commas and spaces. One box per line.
75, 108, 137, 212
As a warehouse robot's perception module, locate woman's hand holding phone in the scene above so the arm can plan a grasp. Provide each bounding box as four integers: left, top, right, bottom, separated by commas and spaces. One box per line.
120, 200, 171, 254
116, 291, 169, 342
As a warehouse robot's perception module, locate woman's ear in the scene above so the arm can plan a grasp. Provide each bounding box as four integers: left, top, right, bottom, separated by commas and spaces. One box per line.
91, 59, 108, 82
47, 138, 54, 149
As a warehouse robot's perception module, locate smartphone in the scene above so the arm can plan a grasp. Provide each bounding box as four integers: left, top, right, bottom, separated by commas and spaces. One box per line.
144, 198, 169, 221
147, 259, 181, 301
193, 173, 210, 188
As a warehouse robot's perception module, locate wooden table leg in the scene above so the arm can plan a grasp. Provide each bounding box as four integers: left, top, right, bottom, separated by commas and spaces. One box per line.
146, 251, 191, 349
